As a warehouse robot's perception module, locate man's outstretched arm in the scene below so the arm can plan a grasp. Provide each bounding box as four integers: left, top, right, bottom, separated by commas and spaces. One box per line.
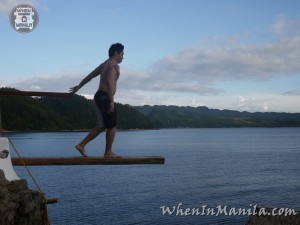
69, 63, 103, 94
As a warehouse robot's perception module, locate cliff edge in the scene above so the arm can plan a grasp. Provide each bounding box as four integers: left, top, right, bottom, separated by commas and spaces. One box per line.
0, 170, 49, 225
245, 206, 300, 225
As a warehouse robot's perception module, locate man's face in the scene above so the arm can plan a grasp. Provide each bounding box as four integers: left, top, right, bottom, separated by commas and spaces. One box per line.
116, 51, 124, 63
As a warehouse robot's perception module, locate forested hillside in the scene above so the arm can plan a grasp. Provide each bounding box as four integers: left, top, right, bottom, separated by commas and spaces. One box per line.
0, 89, 153, 131
134, 105, 300, 128
1, 88, 300, 131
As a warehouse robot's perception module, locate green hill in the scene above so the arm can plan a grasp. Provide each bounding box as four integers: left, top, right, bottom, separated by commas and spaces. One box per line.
134, 105, 300, 128
0, 88, 152, 131
1, 88, 300, 130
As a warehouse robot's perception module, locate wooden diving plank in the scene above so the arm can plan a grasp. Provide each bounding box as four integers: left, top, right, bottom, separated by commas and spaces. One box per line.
12, 156, 165, 166
0, 90, 73, 97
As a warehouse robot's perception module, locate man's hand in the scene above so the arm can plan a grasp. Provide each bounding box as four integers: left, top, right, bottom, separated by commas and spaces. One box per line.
107, 102, 114, 113
69, 85, 80, 94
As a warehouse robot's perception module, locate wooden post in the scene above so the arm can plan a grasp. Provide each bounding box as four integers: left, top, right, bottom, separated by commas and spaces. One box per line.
46, 198, 60, 204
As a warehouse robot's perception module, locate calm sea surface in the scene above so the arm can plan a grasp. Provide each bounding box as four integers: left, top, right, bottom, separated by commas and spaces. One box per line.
7, 128, 300, 225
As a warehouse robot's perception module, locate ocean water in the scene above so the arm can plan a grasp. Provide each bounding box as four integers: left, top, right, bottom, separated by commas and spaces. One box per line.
7, 128, 300, 225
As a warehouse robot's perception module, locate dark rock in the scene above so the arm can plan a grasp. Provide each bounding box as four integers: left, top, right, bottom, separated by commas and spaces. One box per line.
245, 205, 300, 225
0, 169, 49, 225
0, 170, 8, 186
7, 179, 28, 191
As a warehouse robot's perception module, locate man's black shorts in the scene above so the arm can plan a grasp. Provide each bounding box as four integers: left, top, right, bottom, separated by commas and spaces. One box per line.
94, 90, 117, 129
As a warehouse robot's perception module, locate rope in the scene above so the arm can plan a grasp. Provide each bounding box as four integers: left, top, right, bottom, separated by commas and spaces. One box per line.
7, 136, 43, 192
2, 129, 50, 225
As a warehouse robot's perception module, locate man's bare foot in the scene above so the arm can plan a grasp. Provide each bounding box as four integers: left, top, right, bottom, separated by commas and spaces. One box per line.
75, 144, 88, 157
104, 151, 121, 158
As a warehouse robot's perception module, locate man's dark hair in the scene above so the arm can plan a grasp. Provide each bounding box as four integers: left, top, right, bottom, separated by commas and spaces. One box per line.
109, 43, 124, 58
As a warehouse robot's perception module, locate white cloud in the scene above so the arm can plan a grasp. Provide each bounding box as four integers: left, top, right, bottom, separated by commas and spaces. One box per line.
117, 16, 300, 98
187, 93, 300, 113
152, 36, 300, 82
0, 0, 38, 13
272, 15, 286, 34
0, 0, 41, 28
116, 32, 300, 98
6, 72, 89, 93
283, 89, 300, 96
2, 16, 300, 112
272, 15, 300, 36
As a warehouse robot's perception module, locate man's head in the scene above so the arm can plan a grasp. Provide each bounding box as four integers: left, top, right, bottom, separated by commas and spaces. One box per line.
109, 43, 124, 63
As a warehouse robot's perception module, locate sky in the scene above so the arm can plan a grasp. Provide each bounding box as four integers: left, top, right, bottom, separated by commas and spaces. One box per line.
1, 0, 300, 113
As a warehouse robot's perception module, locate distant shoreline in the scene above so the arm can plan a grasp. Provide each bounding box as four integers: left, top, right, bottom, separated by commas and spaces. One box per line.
2, 126, 300, 133
1, 89, 300, 130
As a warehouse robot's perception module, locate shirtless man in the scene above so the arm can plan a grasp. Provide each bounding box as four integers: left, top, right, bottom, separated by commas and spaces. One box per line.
69, 43, 124, 158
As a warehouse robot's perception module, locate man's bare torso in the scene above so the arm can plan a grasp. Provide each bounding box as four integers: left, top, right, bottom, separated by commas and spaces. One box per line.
98, 59, 120, 96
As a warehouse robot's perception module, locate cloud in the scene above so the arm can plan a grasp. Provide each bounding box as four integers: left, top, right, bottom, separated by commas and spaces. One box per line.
232, 94, 300, 113
236, 95, 270, 112
117, 31, 300, 96
5, 16, 300, 96
272, 15, 300, 36
2, 16, 300, 112
104, 7, 122, 16
0, 0, 38, 13
5, 31, 300, 110
118, 16, 300, 97
119, 67, 222, 95
152, 36, 300, 82
283, 90, 300, 96
6, 72, 93, 93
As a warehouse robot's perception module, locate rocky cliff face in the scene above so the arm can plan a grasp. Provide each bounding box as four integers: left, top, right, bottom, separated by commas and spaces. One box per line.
0, 170, 49, 225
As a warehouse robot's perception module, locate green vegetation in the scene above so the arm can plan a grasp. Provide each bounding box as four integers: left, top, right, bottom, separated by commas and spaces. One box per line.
1, 88, 300, 131
0, 88, 152, 131
135, 105, 300, 128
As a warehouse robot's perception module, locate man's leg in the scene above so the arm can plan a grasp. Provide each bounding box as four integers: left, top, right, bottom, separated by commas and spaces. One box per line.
104, 127, 120, 158
76, 126, 105, 157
